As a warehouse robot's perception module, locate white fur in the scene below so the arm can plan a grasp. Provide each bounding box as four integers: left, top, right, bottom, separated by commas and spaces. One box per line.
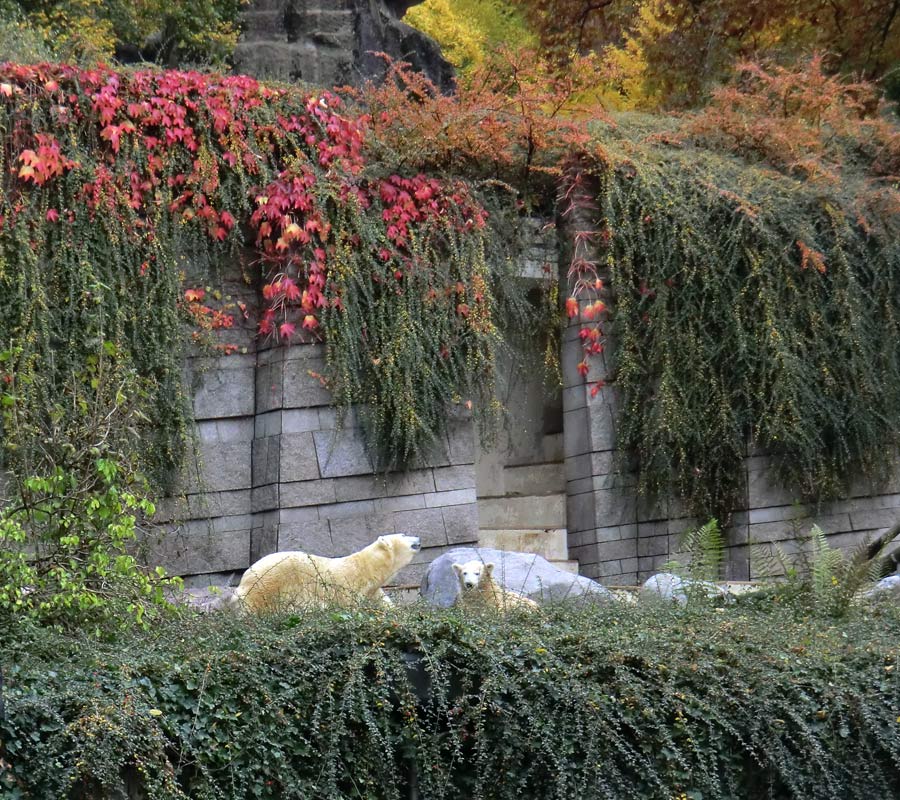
232, 533, 420, 612
452, 559, 539, 612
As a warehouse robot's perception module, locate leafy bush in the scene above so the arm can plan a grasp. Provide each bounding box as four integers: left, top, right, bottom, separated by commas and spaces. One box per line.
2, 602, 899, 799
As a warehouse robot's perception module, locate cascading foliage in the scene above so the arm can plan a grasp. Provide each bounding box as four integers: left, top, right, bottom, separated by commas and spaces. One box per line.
579, 117, 900, 518
0, 63, 508, 484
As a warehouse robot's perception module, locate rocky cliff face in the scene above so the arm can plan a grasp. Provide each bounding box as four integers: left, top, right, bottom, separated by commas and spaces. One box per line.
233, 0, 454, 91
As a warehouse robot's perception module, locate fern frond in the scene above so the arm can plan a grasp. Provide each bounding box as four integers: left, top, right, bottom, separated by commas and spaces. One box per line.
681, 518, 724, 582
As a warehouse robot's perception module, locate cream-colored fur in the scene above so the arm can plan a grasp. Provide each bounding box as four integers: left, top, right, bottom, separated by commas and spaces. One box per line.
452, 560, 539, 612
232, 534, 420, 612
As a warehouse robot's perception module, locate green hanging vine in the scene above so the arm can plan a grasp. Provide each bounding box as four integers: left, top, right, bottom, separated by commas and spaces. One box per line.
579, 118, 900, 518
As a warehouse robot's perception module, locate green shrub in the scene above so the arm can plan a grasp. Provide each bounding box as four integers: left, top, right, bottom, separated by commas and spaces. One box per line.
2, 602, 899, 799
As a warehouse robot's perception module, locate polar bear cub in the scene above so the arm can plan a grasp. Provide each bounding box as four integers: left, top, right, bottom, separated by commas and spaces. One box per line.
452, 559, 539, 611
232, 533, 420, 612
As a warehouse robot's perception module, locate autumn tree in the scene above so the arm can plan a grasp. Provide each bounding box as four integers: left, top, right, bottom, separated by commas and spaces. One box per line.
506, 0, 900, 108
0, 0, 246, 66
405, 0, 536, 75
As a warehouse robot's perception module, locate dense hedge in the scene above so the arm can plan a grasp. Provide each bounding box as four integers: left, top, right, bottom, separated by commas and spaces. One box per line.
2, 602, 899, 799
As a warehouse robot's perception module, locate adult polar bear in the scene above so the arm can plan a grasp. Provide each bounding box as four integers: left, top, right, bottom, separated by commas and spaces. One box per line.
232, 533, 420, 612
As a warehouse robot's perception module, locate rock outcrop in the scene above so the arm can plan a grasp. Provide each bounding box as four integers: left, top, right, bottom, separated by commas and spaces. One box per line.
421, 547, 615, 607
233, 0, 454, 91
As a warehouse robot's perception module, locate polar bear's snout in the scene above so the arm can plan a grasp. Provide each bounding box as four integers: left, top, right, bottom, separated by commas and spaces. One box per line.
401, 534, 421, 552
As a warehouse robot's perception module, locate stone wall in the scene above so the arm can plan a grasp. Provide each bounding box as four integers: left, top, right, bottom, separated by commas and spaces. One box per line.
149, 262, 478, 590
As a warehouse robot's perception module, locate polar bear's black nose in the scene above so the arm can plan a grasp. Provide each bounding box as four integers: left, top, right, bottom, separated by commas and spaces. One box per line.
409, 536, 421, 551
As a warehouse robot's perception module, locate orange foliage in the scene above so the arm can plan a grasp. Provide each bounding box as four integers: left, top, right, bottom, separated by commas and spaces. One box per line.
349, 50, 609, 196
685, 56, 900, 183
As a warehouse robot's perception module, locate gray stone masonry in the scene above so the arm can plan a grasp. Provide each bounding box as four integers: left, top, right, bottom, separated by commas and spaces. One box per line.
152, 337, 479, 588
233, 0, 454, 92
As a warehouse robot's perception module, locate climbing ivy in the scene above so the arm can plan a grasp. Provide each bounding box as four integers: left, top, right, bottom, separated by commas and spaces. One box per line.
0, 63, 522, 485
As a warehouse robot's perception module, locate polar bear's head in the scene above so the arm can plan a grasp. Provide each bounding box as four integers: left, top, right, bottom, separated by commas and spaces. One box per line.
452, 559, 494, 591
374, 533, 420, 566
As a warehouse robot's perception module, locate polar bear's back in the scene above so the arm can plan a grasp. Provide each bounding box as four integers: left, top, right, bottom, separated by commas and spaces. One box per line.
234, 551, 350, 611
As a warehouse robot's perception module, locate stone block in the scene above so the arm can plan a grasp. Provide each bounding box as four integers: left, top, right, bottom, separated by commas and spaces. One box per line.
595, 559, 623, 579
563, 408, 590, 458
850, 509, 900, 532
567, 476, 593, 496
502, 463, 565, 496
319, 499, 377, 520
587, 393, 619, 452
188, 441, 252, 493
283, 355, 331, 407
191, 356, 256, 419
280, 432, 322, 482
594, 524, 638, 543
849, 493, 900, 513
433, 465, 474, 492
279, 506, 321, 525
442, 504, 479, 545
638, 554, 670, 577
254, 410, 282, 438
562, 383, 587, 412
252, 437, 280, 487
567, 492, 595, 533
637, 534, 669, 558
197, 418, 254, 443
447, 421, 475, 465
478, 529, 568, 561
250, 513, 278, 564
255, 359, 284, 413
328, 514, 397, 552
374, 494, 426, 513
155, 489, 251, 523
313, 429, 373, 478
596, 537, 638, 562
333, 470, 435, 502
390, 507, 448, 546
424, 488, 477, 509
565, 453, 592, 483
278, 520, 335, 555
748, 504, 809, 525
593, 487, 637, 528
280, 478, 336, 508
152, 523, 250, 576
479, 494, 566, 529
251, 484, 279, 513
747, 462, 796, 508
617, 558, 639, 583
282, 408, 320, 433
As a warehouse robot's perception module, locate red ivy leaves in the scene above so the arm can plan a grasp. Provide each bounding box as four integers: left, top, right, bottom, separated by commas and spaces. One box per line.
0, 62, 493, 348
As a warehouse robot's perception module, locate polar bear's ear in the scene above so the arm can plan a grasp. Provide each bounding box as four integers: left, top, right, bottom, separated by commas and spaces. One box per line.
484, 562, 495, 576
452, 563, 463, 576
376, 536, 390, 551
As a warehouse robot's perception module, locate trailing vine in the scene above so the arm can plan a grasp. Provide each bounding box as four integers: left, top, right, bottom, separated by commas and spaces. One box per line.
0, 63, 515, 483
567, 108, 900, 519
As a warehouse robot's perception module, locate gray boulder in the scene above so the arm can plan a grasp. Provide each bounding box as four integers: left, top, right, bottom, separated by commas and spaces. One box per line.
421, 547, 614, 607
175, 586, 237, 613
863, 574, 900, 600
640, 572, 732, 605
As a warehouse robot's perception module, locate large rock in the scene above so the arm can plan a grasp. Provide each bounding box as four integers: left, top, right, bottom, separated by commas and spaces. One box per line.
233, 0, 455, 92
864, 574, 900, 600
421, 547, 614, 607
639, 572, 732, 605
